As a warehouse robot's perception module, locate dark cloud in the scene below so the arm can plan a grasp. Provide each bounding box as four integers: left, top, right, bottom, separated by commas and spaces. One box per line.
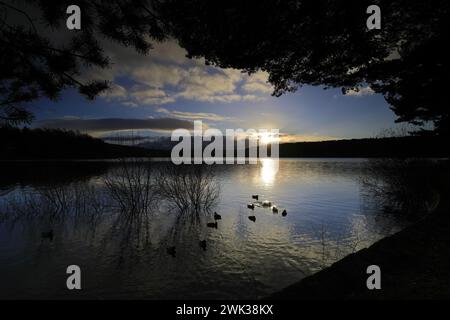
36, 117, 194, 132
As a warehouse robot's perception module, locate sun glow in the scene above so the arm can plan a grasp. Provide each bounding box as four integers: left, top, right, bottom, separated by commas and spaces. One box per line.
258, 132, 279, 145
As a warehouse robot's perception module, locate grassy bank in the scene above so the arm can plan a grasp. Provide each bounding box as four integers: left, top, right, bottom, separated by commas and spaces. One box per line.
268, 200, 450, 299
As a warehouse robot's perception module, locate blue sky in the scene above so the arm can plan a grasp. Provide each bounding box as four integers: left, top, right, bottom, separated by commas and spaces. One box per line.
32, 40, 402, 141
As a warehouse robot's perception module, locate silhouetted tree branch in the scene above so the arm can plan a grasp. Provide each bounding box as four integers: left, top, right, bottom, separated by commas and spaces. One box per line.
157, 0, 450, 135
0, 0, 166, 125
1, 0, 448, 136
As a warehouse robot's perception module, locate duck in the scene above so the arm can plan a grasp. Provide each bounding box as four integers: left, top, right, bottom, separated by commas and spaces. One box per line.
272, 206, 279, 213
247, 203, 255, 210
282, 209, 287, 217
248, 216, 256, 222
207, 221, 218, 229
166, 246, 176, 257
41, 230, 54, 241
199, 240, 207, 251
262, 200, 272, 207
214, 212, 222, 220
252, 195, 259, 200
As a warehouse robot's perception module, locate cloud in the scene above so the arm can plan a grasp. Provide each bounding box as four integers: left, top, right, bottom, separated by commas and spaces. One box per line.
60, 115, 81, 120
345, 86, 375, 97
101, 84, 128, 99
241, 71, 273, 94
86, 40, 272, 107
150, 40, 190, 65
242, 81, 273, 94
131, 63, 185, 88
279, 133, 340, 143
156, 107, 235, 121
36, 117, 195, 133
121, 101, 139, 108
131, 86, 176, 105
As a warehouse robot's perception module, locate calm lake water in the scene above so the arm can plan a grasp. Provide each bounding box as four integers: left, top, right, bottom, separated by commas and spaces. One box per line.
0, 158, 412, 299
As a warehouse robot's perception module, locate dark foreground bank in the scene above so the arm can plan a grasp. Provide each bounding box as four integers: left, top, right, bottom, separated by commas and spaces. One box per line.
268, 200, 450, 299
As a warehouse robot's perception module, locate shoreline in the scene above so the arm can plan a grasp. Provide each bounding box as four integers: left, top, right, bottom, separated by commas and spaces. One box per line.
267, 201, 450, 299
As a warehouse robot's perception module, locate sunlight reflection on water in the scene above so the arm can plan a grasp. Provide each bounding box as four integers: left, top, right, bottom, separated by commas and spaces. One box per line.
259, 158, 278, 187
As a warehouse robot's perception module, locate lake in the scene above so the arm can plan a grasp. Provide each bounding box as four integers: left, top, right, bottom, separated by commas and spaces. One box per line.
0, 158, 413, 299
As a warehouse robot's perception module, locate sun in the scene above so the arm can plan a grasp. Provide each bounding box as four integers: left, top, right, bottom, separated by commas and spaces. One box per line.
259, 132, 277, 145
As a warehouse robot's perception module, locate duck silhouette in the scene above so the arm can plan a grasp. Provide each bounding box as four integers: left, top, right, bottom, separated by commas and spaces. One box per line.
252, 195, 259, 200
199, 240, 207, 251
41, 230, 54, 241
272, 206, 279, 213
282, 209, 287, 216
207, 221, 218, 229
248, 216, 256, 222
166, 246, 176, 257
214, 212, 222, 220
262, 200, 272, 207
247, 203, 255, 210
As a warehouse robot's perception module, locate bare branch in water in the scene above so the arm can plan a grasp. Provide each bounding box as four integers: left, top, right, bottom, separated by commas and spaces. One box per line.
155, 164, 220, 218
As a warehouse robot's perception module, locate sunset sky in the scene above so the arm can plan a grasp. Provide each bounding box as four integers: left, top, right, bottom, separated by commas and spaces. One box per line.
32, 40, 402, 142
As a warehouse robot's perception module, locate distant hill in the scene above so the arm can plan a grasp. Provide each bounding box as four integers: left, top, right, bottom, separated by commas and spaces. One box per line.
0, 127, 169, 160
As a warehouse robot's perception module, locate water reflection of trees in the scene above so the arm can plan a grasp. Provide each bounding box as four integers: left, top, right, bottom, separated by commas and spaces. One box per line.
361, 158, 444, 217
105, 161, 159, 215
0, 161, 110, 190
155, 164, 220, 256
1, 182, 106, 231
0, 162, 220, 259
156, 164, 219, 217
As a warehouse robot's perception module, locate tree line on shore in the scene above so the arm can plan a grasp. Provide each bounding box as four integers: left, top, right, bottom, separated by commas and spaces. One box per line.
1, 126, 447, 160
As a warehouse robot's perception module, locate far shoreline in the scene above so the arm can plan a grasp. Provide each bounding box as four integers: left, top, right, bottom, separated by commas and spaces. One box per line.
2, 126, 448, 160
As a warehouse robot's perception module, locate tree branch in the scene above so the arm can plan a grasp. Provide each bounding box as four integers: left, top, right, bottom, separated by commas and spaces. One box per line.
0, 1, 38, 34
